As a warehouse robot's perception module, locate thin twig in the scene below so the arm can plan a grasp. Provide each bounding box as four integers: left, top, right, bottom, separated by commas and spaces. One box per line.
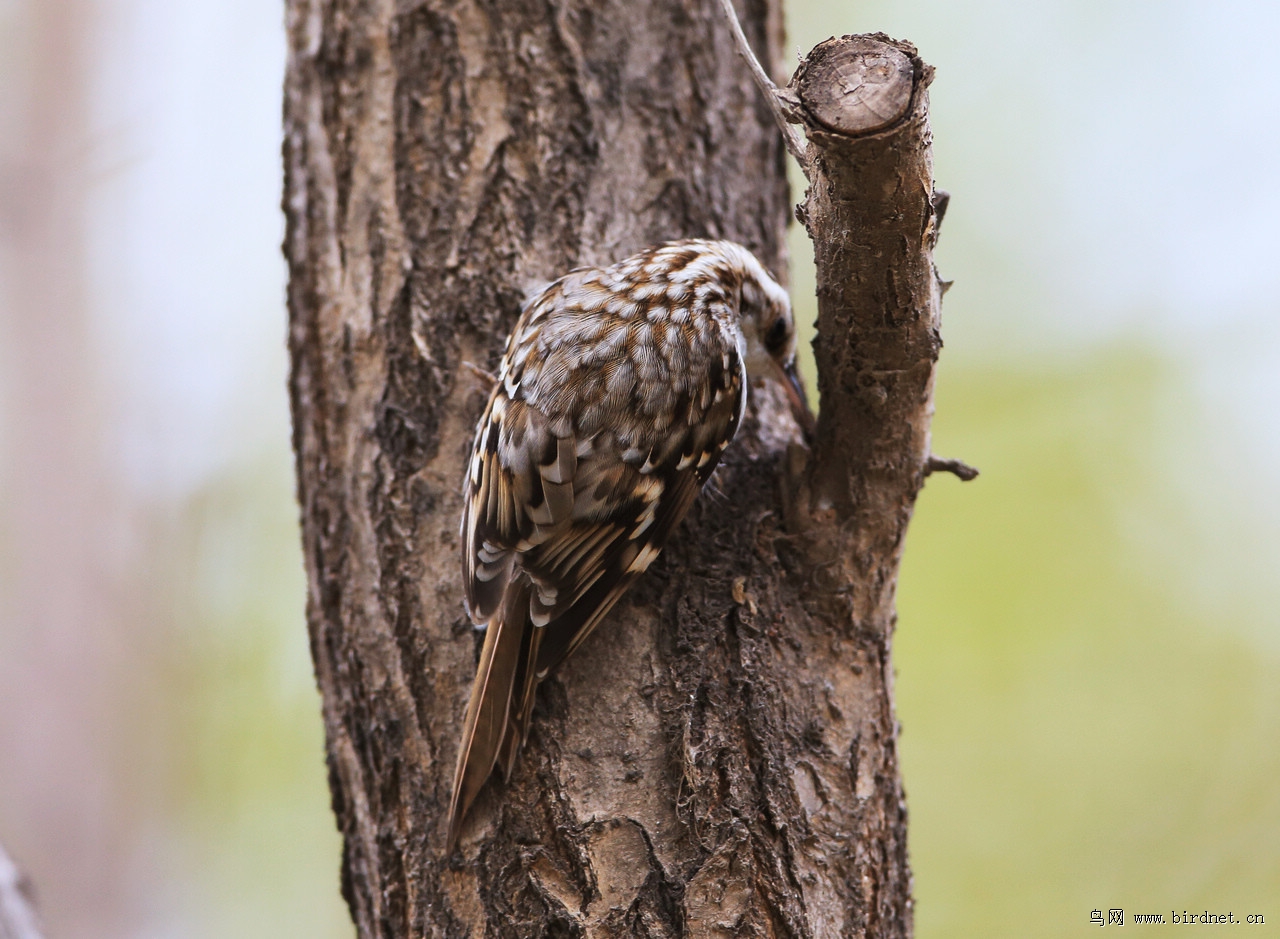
924, 455, 980, 481
713, 0, 808, 165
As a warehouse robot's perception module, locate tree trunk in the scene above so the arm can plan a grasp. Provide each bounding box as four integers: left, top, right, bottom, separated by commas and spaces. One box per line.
284, 0, 941, 934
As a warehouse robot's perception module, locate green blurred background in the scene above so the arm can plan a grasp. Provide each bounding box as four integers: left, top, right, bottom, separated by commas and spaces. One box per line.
1, 0, 1276, 936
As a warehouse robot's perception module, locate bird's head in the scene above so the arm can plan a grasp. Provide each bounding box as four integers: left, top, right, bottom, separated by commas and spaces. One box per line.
732, 247, 814, 437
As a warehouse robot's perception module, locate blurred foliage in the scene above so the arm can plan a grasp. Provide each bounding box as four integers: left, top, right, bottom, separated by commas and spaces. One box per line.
159, 449, 349, 939
897, 355, 1280, 935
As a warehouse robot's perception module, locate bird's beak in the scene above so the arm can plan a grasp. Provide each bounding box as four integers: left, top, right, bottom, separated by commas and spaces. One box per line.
777, 359, 816, 439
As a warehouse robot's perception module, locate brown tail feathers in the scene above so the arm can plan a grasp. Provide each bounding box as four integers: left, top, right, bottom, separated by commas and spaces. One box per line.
446, 582, 539, 848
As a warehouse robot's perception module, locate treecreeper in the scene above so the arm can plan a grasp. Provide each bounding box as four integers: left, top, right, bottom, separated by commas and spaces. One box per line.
448, 239, 812, 846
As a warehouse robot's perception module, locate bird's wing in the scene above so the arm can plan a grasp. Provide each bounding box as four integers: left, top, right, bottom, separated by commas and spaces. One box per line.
451, 306, 745, 845
463, 340, 745, 652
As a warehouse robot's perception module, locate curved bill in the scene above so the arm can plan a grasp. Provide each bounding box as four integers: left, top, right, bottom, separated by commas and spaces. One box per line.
776, 358, 816, 439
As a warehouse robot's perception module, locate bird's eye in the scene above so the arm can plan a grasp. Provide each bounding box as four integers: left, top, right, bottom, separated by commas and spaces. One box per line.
763, 316, 790, 353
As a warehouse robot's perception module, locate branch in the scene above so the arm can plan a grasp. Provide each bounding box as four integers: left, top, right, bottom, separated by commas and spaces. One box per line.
787, 35, 941, 519
772, 34, 943, 933
713, 0, 808, 164
925, 455, 980, 481
0, 844, 45, 939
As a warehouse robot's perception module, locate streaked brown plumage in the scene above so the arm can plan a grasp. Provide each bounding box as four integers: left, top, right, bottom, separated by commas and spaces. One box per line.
448, 239, 807, 847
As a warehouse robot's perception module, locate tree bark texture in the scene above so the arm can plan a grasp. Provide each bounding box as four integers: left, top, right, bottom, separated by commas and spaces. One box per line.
285, 0, 940, 932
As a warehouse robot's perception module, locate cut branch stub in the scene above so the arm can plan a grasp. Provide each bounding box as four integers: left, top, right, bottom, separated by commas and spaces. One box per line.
794, 37, 915, 136
788, 34, 941, 530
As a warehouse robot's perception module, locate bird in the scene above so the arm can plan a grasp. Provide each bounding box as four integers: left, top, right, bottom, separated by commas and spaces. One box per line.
447, 239, 810, 847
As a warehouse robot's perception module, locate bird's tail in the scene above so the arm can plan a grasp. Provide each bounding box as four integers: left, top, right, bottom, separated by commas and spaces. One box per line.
446, 582, 534, 848
497, 619, 543, 782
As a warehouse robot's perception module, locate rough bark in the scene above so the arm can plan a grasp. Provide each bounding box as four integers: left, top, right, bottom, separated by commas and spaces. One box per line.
285, 1, 942, 934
